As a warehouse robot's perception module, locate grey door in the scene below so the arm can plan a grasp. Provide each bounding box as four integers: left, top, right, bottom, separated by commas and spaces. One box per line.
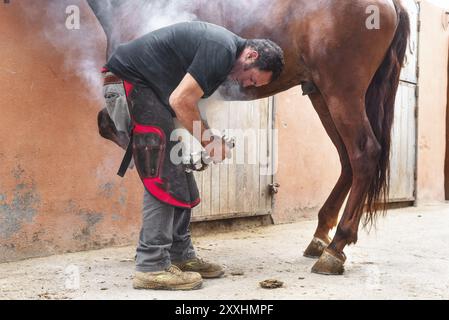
176, 96, 275, 221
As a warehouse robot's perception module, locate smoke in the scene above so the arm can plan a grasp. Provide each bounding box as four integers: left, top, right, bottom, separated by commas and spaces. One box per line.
114, 0, 197, 36
89, 0, 198, 55
17, 0, 198, 100
211, 0, 275, 33
96, 0, 272, 37
19, 0, 106, 98
18, 0, 272, 101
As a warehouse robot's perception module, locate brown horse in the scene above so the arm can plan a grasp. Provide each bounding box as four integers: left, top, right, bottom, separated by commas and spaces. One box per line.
88, 0, 410, 275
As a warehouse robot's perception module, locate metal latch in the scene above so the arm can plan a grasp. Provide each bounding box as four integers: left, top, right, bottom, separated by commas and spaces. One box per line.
269, 183, 280, 194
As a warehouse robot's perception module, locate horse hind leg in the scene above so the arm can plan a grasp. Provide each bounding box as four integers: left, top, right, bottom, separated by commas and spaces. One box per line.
304, 0, 403, 275
303, 92, 353, 259
311, 92, 382, 275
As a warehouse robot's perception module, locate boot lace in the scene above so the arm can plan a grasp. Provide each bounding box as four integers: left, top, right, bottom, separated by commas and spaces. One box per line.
166, 265, 183, 275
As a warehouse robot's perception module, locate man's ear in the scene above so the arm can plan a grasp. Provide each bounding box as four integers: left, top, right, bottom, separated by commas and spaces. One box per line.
247, 50, 259, 62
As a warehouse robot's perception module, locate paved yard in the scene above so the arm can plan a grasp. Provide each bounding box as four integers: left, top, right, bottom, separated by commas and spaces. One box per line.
0, 204, 448, 300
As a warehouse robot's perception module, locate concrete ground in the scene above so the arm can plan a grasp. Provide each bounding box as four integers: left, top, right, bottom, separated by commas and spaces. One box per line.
0, 204, 448, 300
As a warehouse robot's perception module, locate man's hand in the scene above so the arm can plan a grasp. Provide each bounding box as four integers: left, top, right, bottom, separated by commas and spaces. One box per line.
205, 136, 233, 163
170, 74, 234, 165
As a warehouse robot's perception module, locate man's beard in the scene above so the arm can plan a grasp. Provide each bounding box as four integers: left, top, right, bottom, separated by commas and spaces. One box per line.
243, 62, 257, 71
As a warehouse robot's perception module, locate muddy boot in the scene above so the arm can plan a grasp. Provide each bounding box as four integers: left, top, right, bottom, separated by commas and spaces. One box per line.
173, 258, 225, 279
133, 265, 203, 290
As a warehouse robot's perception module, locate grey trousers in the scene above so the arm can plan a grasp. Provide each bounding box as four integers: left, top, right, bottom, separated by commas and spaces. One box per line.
136, 189, 197, 272
102, 75, 196, 272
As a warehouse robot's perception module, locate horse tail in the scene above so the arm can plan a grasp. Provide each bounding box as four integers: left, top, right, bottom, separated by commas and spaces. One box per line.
364, 0, 410, 227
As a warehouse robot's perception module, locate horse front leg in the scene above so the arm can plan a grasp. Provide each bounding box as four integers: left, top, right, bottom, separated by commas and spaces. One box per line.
311, 94, 381, 275
303, 92, 353, 259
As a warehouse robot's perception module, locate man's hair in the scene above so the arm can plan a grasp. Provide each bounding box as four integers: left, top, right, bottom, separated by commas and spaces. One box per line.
246, 39, 285, 82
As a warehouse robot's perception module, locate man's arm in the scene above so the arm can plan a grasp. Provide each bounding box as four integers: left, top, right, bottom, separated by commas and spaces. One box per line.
169, 73, 210, 148
169, 73, 231, 162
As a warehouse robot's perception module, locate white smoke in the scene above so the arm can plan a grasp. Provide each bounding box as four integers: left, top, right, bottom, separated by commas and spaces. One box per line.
18, 0, 272, 101
17, 0, 198, 100
100, 0, 271, 37
19, 0, 106, 99
115, 0, 197, 36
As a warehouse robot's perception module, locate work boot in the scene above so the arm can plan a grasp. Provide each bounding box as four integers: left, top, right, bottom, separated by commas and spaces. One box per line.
173, 258, 225, 279
133, 265, 203, 290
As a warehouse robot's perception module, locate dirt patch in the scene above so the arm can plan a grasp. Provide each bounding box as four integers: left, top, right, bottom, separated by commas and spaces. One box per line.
260, 279, 284, 289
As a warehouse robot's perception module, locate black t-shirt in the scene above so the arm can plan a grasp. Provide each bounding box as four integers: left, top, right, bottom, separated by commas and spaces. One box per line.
106, 21, 247, 106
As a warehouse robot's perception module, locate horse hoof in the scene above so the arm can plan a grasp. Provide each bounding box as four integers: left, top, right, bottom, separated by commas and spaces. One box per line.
311, 248, 346, 275
303, 237, 331, 259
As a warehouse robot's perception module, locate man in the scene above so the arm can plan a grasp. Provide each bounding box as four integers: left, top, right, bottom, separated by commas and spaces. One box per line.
102, 21, 284, 290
